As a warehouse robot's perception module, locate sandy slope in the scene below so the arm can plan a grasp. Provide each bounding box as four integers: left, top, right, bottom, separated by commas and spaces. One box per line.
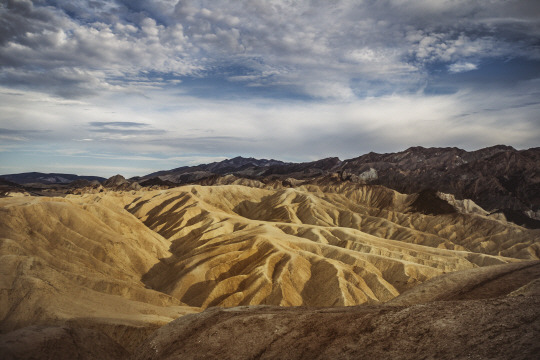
2, 261, 538, 359
0, 182, 539, 358
119, 184, 537, 309
0, 195, 197, 349
0, 183, 539, 353
132, 261, 540, 360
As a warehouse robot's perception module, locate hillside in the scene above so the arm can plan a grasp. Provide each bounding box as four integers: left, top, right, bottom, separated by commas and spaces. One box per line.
132, 267, 540, 360
1, 182, 538, 353
124, 183, 537, 309
0, 194, 198, 350
3, 146, 539, 228
3, 260, 539, 359
139, 146, 540, 228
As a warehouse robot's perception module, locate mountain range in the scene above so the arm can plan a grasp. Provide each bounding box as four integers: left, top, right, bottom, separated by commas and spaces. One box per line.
0, 172, 106, 185
1, 145, 539, 358
1, 176, 539, 358
138, 145, 540, 217
2, 145, 539, 228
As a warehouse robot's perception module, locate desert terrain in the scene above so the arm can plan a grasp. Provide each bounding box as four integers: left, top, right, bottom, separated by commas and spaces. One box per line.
1, 177, 539, 358
1, 0, 539, 354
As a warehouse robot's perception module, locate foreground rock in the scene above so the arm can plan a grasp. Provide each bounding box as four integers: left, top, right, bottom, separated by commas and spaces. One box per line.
133, 296, 539, 360
0, 326, 129, 360
1, 262, 538, 359
133, 262, 540, 360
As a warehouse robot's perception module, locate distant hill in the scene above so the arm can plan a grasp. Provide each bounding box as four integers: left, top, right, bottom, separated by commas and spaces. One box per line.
338, 145, 540, 215
0, 172, 106, 185
142, 156, 287, 183
141, 146, 540, 226
4, 146, 538, 227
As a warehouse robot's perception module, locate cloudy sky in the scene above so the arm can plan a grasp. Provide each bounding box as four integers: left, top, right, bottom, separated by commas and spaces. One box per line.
1, 0, 539, 177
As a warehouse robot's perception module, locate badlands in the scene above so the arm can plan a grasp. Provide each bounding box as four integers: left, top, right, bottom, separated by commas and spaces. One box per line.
1, 180, 539, 359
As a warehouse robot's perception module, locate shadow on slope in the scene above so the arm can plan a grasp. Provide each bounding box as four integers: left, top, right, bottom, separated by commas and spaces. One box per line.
131, 261, 540, 360
125, 185, 538, 311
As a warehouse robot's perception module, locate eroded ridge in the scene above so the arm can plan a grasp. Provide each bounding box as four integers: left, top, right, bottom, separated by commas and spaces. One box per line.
122, 184, 538, 308
1, 183, 539, 353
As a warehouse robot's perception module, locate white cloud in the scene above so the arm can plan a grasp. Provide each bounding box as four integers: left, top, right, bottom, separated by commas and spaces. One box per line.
2, 0, 538, 100
448, 62, 478, 73
0, 0, 539, 176
1, 80, 538, 173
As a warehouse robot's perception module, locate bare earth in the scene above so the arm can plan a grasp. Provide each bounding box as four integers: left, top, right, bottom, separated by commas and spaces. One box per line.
0, 183, 539, 358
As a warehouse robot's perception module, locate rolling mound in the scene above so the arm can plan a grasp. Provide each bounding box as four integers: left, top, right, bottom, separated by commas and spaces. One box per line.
132, 298, 540, 360
133, 261, 540, 360
1, 182, 539, 354
120, 183, 537, 309
2, 261, 538, 359
0, 195, 197, 349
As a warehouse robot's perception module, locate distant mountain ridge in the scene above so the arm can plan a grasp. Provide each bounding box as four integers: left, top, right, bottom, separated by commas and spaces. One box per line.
2, 146, 539, 227
141, 145, 540, 225
339, 145, 540, 215
0, 172, 106, 185
138, 156, 287, 184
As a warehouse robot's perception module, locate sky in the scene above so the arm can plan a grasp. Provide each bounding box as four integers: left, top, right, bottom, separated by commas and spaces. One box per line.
0, 0, 539, 178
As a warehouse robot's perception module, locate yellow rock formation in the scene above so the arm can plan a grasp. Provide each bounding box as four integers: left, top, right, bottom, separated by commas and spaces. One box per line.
1, 183, 538, 347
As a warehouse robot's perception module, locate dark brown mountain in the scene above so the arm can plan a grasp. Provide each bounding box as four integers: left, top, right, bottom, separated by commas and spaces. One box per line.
103, 174, 141, 191
142, 156, 287, 183
138, 177, 177, 188
0, 172, 106, 185
261, 157, 342, 178
340, 145, 540, 214
141, 146, 540, 227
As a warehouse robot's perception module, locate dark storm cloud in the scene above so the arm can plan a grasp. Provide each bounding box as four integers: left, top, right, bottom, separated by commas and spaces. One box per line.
0, 0, 59, 45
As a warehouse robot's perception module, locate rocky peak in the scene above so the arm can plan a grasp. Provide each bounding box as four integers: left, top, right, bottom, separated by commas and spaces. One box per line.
103, 174, 128, 187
